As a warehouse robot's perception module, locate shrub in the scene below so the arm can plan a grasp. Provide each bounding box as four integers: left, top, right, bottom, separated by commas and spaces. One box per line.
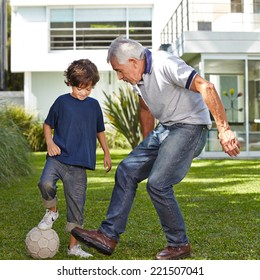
3, 105, 33, 135
0, 105, 46, 152
0, 112, 31, 186
27, 121, 46, 152
99, 128, 131, 150
103, 86, 142, 149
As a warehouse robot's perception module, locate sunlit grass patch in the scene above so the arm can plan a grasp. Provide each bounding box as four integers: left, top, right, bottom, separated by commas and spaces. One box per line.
0, 151, 259, 260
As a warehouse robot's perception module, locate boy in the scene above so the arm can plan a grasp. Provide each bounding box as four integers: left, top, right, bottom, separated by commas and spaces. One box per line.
37, 59, 112, 258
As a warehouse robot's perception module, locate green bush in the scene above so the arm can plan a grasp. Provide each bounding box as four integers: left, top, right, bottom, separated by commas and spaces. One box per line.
99, 128, 131, 150
0, 105, 46, 152
103, 86, 142, 149
0, 112, 31, 186
3, 105, 33, 134
27, 121, 46, 152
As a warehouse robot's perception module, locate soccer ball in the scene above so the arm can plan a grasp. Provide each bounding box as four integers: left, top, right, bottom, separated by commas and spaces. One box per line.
25, 227, 60, 259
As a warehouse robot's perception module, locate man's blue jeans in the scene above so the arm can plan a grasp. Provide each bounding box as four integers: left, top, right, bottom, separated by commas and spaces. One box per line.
100, 123, 208, 246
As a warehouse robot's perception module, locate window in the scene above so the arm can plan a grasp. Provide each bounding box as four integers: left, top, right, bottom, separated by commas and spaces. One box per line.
49, 7, 152, 51
254, 0, 260, 13
248, 60, 260, 151
231, 0, 243, 13
50, 9, 74, 50
204, 59, 245, 152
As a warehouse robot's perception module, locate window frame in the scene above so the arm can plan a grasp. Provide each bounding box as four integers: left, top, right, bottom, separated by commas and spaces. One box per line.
253, 0, 260, 13
231, 0, 244, 13
48, 7, 153, 51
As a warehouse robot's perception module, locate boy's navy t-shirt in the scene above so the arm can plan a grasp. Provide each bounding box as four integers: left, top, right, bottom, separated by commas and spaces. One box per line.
45, 93, 105, 170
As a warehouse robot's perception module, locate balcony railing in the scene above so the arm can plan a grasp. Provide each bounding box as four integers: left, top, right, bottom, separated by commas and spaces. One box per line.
161, 0, 260, 45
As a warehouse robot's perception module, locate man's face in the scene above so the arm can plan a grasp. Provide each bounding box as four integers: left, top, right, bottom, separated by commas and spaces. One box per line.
110, 57, 142, 85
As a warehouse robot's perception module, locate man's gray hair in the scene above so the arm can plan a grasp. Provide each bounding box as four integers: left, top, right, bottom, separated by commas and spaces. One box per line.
107, 37, 146, 64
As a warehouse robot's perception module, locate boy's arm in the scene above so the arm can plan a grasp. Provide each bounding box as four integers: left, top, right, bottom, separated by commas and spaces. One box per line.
97, 131, 112, 172
43, 123, 61, 156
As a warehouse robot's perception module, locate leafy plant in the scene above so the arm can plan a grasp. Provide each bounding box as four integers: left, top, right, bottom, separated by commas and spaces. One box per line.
99, 129, 131, 149
27, 121, 46, 152
103, 86, 142, 149
3, 105, 33, 135
0, 105, 46, 151
0, 111, 31, 186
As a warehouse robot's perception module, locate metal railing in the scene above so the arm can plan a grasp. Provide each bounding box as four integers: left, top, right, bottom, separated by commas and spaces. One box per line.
161, 0, 260, 45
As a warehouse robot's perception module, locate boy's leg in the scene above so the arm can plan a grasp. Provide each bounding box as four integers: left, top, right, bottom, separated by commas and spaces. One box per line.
37, 157, 60, 230
38, 157, 60, 207
62, 165, 87, 232
62, 165, 93, 258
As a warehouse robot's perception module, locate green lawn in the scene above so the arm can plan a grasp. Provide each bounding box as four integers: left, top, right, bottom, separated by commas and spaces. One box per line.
0, 150, 259, 260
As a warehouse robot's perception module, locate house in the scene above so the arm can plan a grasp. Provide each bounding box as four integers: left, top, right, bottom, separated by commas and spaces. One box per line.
9, 0, 260, 157
161, 0, 260, 158
9, 0, 176, 117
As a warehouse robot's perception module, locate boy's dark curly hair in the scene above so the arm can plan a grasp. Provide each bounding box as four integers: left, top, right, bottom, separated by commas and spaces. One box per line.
64, 59, 100, 87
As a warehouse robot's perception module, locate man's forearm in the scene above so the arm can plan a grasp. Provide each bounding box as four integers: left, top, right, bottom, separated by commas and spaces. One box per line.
139, 98, 155, 138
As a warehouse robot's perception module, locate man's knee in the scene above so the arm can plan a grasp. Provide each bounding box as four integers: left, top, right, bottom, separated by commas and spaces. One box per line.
115, 159, 131, 177
146, 172, 183, 193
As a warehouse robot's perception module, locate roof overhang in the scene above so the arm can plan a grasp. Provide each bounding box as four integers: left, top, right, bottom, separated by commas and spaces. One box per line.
169, 31, 260, 61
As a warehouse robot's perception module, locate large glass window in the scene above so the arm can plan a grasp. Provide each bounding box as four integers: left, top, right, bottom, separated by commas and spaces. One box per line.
231, 0, 244, 13
248, 60, 260, 151
254, 0, 260, 13
49, 7, 152, 50
50, 9, 74, 50
204, 59, 246, 152
75, 9, 126, 49
128, 8, 152, 45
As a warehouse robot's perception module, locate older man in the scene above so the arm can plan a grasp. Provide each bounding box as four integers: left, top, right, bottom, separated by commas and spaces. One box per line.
72, 37, 240, 260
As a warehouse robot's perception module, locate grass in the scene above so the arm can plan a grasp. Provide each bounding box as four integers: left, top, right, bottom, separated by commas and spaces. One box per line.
0, 150, 259, 260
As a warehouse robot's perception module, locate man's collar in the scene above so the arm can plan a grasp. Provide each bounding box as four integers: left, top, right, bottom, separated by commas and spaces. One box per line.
144, 48, 152, 74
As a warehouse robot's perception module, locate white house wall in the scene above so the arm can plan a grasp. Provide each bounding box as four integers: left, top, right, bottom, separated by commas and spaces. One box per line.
10, 0, 177, 73
27, 71, 125, 119
10, 0, 179, 118
176, 32, 260, 59
11, 6, 117, 72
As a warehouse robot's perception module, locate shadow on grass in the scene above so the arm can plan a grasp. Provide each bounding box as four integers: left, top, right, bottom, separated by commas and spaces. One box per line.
0, 154, 259, 260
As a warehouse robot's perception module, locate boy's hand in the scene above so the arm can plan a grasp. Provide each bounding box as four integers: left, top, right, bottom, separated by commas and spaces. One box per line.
47, 141, 61, 156
104, 154, 112, 172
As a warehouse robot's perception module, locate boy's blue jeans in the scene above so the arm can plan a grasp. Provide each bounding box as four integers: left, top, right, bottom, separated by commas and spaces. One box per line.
38, 157, 87, 232
100, 123, 208, 246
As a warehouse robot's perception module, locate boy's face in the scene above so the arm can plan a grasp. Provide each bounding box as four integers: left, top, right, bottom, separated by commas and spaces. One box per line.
71, 84, 93, 100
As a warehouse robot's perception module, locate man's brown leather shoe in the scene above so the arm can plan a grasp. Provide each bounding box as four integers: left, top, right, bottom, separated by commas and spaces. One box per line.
156, 243, 191, 260
71, 227, 117, 255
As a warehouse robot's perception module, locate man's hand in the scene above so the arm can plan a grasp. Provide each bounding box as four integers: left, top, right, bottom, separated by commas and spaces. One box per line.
218, 129, 240, 157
